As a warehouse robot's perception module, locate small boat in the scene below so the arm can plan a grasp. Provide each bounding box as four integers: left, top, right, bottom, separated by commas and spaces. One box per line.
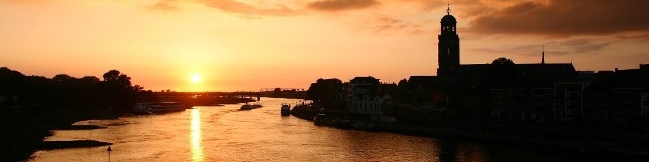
241, 102, 262, 110
281, 103, 291, 116
134, 102, 152, 114
149, 102, 188, 113
251, 103, 262, 109
313, 113, 326, 125
240, 103, 252, 110
135, 102, 188, 114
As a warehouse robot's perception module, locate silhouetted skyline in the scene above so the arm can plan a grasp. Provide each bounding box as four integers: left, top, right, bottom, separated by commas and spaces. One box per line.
1, 0, 648, 91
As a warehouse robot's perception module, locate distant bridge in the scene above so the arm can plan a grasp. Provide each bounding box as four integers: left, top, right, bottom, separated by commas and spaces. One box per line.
154, 88, 307, 102
259, 88, 307, 99
260, 88, 306, 92
156, 91, 261, 101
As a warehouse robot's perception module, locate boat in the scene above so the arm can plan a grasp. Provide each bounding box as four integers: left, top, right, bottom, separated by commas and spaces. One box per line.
149, 102, 188, 113
241, 102, 262, 110
281, 103, 291, 116
250, 103, 262, 109
240, 103, 252, 110
313, 113, 326, 125
134, 102, 188, 114
134, 102, 152, 114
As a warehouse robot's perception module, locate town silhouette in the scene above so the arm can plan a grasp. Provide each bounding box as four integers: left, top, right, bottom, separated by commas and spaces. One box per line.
2, 4, 649, 162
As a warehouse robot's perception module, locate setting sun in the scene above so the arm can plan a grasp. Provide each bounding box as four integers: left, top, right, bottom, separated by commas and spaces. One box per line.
191, 74, 201, 84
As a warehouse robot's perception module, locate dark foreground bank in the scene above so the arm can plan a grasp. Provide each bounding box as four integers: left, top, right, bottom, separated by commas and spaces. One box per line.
290, 106, 649, 161
2, 98, 257, 162
0, 109, 118, 162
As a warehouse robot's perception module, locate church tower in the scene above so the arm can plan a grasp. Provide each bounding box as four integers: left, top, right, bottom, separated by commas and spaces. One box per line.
437, 5, 460, 77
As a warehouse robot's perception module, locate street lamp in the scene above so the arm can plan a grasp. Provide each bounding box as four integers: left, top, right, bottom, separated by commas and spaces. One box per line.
107, 146, 112, 162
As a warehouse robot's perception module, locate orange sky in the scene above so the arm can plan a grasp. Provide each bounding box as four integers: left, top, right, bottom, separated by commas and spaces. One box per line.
1, 0, 648, 92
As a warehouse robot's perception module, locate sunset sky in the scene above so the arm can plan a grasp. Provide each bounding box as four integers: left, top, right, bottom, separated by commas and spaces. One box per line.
2, 0, 648, 92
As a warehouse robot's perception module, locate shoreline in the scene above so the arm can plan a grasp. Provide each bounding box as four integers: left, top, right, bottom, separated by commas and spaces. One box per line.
1, 109, 118, 162
290, 107, 649, 160
50, 124, 107, 130
6, 100, 253, 162
40, 140, 112, 150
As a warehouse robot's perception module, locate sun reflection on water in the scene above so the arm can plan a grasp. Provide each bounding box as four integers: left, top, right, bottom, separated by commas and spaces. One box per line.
190, 108, 204, 162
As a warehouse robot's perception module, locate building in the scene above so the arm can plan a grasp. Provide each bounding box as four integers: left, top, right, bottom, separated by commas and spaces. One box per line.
553, 79, 590, 122
580, 66, 647, 129
433, 6, 576, 122
346, 77, 393, 115
437, 6, 459, 77
491, 88, 553, 124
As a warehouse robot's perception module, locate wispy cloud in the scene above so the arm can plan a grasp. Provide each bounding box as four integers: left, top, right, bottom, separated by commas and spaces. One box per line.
199, 0, 303, 17
472, 38, 612, 56
558, 39, 611, 53
147, 0, 304, 17
307, 0, 380, 12
147, 0, 179, 11
363, 15, 428, 35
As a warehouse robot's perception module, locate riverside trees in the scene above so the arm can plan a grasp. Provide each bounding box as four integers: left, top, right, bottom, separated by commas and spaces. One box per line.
0, 67, 153, 114
306, 78, 344, 109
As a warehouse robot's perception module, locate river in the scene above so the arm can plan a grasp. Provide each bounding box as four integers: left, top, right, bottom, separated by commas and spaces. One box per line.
29, 98, 588, 162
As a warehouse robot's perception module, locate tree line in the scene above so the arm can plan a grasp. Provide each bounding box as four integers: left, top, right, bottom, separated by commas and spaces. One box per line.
0, 67, 157, 114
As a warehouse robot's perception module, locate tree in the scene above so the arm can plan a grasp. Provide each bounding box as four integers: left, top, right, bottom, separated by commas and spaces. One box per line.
52, 74, 73, 82
489, 57, 518, 88
101, 70, 137, 111
306, 78, 343, 107
80, 76, 100, 84
0, 67, 26, 95
102, 70, 121, 82
103, 70, 132, 89
397, 79, 410, 102
491, 57, 514, 65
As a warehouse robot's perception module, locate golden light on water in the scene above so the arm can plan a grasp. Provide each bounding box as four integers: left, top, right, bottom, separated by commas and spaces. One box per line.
190, 108, 204, 162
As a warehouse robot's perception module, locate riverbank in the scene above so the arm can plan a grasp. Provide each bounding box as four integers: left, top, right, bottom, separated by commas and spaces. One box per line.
0, 108, 117, 162
3, 98, 260, 161
290, 106, 649, 160
40, 140, 112, 150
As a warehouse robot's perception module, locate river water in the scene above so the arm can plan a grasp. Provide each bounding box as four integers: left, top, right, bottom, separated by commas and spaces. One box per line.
30, 98, 586, 162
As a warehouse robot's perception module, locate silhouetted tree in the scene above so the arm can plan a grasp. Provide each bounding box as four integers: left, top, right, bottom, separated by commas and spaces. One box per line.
101, 70, 138, 112
1, 68, 147, 112
0, 67, 26, 96
491, 57, 514, 66
489, 57, 519, 88
306, 78, 343, 108
397, 79, 410, 102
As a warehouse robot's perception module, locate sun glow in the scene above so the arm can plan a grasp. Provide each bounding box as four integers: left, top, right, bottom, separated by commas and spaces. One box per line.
191, 74, 201, 84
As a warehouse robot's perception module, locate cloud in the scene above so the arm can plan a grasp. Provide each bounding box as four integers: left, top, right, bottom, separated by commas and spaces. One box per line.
466, 0, 649, 37
472, 38, 611, 56
558, 39, 611, 53
199, 0, 303, 17
616, 33, 649, 40
364, 15, 427, 35
146, 0, 303, 17
147, 0, 179, 11
307, 0, 380, 11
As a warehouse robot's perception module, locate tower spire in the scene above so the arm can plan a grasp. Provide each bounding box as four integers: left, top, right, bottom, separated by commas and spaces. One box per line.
541, 46, 545, 65
447, 1, 451, 15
